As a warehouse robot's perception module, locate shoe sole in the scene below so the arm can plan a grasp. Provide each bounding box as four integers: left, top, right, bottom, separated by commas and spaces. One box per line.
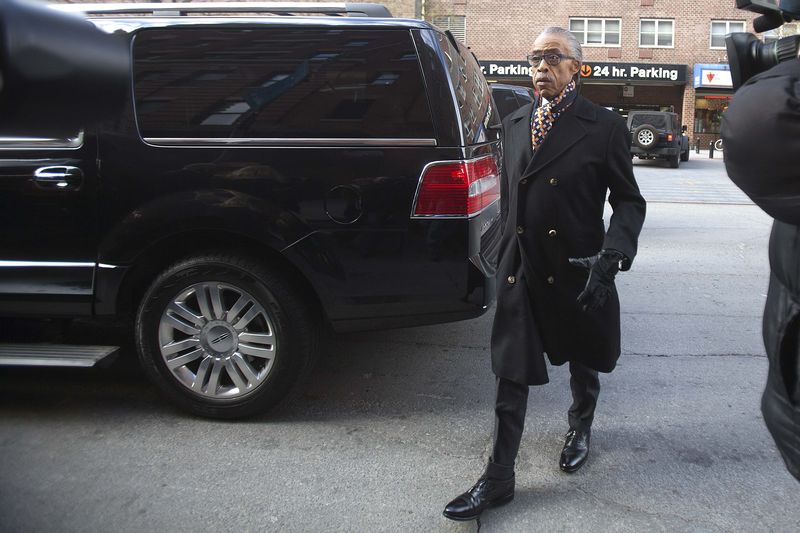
442, 492, 514, 521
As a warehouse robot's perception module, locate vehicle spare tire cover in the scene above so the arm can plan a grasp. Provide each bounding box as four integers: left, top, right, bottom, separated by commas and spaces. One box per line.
633, 124, 658, 149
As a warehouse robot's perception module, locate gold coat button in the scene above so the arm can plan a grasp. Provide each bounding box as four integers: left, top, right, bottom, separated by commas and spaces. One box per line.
549, 178, 558, 186
547, 276, 555, 284
520, 178, 528, 185
516, 226, 525, 234
507, 275, 516, 285
548, 229, 557, 237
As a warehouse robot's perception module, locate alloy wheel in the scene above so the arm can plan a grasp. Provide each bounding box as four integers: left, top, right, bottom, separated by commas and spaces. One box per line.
157, 281, 277, 399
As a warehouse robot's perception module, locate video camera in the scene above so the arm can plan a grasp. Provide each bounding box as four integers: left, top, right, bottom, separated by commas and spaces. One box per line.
726, 0, 800, 88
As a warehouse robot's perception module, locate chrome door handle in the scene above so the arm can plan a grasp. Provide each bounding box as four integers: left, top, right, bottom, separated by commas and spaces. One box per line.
33, 166, 83, 189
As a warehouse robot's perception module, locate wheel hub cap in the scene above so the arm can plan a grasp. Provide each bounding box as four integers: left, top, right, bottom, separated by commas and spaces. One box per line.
200, 321, 238, 357
157, 281, 278, 399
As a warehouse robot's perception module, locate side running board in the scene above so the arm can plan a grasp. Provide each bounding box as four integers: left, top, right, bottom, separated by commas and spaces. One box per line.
0, 344, 119, 367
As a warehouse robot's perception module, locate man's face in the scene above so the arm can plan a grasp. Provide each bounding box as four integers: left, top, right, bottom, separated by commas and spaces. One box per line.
529, 33, 580, 99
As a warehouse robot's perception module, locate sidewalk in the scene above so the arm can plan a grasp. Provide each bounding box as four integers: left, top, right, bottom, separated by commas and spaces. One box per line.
632, 149, 751, 205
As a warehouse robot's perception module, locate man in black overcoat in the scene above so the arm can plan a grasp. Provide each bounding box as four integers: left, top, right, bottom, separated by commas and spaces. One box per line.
722, 58, 800, 482
444, 27, 646, 521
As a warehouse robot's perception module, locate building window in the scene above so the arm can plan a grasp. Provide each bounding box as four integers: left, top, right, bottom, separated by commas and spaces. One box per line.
710, 21, 746, 48
432, 15, 466, 44
640, 19, 674, 48
569, 18, 621, 46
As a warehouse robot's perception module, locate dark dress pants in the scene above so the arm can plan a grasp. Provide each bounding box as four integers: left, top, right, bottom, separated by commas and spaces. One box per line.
489, 361, 600, 474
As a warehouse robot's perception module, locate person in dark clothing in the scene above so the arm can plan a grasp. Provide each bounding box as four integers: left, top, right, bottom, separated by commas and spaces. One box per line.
722, 58, 800, 482
443, 27, 646, 521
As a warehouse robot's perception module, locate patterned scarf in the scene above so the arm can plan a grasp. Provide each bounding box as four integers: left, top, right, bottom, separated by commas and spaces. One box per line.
531, 79, 578, 152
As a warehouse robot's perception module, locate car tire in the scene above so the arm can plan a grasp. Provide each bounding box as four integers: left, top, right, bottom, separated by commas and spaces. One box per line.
668, 153, 680, 168
633, 124, 658, 149
680, 148, 689, 162
136, 254, 318, 419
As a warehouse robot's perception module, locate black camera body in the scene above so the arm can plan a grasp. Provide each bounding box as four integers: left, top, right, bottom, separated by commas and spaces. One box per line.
727, 0, 800, 88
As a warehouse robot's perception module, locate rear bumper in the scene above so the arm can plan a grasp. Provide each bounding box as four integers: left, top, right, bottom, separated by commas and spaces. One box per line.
631, 146, 679, 157
285, 202, 501, 333
329, 279, 495, 332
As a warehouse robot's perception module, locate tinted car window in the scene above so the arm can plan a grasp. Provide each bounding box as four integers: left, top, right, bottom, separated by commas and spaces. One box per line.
490, 84, 534, 120
437, 32, 497, 143
133, 27, 434, 139
630, 113, 670, 130
491, 87, 522, 120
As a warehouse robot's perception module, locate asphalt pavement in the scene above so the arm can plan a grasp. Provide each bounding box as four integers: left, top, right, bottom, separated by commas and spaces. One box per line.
633, 149, 751, 204
1, 154, 798, 533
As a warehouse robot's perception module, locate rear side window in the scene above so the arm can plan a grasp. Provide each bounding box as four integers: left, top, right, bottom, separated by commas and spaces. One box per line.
133, 27, 434, 139
437, 32, 497, 143
630, 113, 669, 130
514, 88, 534, 105
491, 88, 522, 120
490, 86, 533, 120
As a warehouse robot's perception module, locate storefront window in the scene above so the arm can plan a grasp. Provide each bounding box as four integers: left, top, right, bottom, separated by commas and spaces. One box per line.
694, 95, 730, 134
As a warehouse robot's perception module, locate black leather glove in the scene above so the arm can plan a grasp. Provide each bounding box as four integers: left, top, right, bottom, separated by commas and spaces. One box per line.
568, 249, 625, 311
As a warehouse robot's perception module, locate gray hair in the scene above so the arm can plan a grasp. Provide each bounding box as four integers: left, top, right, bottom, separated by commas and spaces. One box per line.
539, 26, 583, 63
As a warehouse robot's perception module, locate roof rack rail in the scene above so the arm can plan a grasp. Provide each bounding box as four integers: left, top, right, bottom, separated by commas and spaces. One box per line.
52, 2, 393, 18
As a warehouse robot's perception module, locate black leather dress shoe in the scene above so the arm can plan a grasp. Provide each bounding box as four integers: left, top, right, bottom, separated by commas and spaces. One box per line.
442, 475, 515, 521
559, 429, 590, 473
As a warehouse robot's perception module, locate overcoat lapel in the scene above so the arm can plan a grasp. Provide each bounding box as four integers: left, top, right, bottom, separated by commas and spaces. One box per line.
520, 107, 587, 180
505, 103, 534, 182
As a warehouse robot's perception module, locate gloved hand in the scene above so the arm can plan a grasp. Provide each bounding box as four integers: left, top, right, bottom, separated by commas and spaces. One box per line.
568, 249, 625, 311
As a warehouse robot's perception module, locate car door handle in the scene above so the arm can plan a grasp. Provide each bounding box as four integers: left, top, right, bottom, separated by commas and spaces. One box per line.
33, 166, 83, 189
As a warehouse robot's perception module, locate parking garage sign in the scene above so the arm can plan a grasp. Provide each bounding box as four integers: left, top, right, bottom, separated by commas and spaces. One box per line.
480, 61, 687, 84
579, 62, 686, 82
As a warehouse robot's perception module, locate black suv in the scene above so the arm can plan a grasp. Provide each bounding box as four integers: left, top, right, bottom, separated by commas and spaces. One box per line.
628, 110, 690, 168
490, 83, 535, 120
0, 3, 502, 418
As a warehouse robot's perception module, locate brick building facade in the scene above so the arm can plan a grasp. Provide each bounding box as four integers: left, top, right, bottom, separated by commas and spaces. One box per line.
417, 0, 764, 149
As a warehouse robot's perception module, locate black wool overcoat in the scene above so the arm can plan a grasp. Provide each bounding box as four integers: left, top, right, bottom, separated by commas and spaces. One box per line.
722, 59, 800, 480
491, 95, 646, 386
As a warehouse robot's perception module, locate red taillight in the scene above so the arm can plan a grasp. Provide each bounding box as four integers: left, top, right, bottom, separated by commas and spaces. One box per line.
412, 156, 500, 217
666, 133, 673, 142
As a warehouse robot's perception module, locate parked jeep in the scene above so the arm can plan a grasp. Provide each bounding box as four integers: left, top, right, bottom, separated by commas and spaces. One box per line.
0, 3, 503, 418
628, 110, 690, 168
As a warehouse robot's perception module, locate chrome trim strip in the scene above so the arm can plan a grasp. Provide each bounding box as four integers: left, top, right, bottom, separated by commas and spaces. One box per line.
89, 17, 428, 34
97, 263, 120, 269
0, 260, 95, 268
88, 16, 430, 35
0, 131, 85, 151
143, 137, 437, 147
